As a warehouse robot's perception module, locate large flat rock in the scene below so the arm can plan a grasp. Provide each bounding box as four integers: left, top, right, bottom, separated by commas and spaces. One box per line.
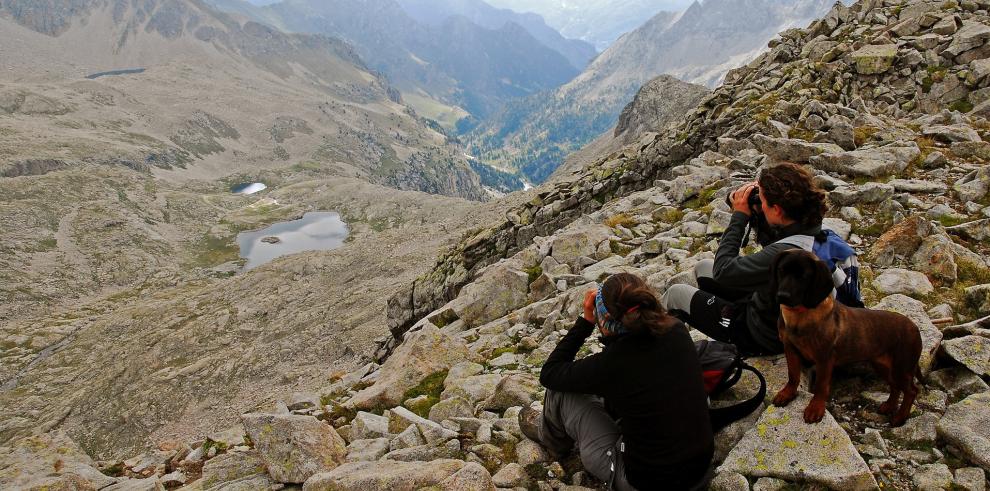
302, 459, 466, 490
810, 143, 920, 177
942, 336, 990, 377
936, 392, 990, 472
348, 322, 473, 410
240, 413, 347, 483
718, 392, 877, 490
752, 135, 843, 163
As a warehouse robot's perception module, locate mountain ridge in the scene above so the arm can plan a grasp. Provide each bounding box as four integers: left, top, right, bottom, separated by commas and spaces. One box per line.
466, 0, 841, 184
205, 0, 581, 123
395, 0, 597, 71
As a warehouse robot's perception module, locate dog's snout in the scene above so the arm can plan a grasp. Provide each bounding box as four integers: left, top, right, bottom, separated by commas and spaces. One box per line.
777, 290, 795, 306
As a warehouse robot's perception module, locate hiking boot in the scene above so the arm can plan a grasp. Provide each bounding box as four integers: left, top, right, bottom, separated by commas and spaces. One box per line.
518, 405, 544, 443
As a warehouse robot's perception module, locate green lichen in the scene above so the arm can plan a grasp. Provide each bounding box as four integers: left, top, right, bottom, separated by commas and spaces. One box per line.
401, 370, 448, 418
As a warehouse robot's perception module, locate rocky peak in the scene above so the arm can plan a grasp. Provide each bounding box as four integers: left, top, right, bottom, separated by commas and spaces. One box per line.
3, 1, 990, 490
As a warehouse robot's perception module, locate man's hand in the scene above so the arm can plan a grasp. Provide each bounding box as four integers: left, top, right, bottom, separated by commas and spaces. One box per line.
731, 182, 758, 215
583, 289, 597, 323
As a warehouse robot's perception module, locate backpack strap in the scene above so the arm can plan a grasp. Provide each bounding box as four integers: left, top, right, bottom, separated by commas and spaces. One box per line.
773, 233, 847, 290
772, 234, 815, 251
709, 361, 767, 432
709, 360, 744, 398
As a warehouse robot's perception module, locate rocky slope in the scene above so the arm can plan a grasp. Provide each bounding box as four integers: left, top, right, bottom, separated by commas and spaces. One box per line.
0, 0, 486, 200
554, 74, 712, 181
0, 0, 493, 329
0, 168, 517, 460
0, 0, 516, 462
5, 0, 990, 490
465, 0, 841, 184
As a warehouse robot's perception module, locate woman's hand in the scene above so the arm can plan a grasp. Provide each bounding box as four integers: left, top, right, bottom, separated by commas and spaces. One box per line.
731, 182, 758, 215
583, 289, 597, 323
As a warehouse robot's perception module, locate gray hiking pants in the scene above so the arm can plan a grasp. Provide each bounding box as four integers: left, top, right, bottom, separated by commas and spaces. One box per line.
540, 389, 636, 491
661, 259, 715, 315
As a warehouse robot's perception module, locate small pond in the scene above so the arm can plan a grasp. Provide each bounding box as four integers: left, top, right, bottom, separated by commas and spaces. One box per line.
231, 182, 268, 195
237, 212, 349, 270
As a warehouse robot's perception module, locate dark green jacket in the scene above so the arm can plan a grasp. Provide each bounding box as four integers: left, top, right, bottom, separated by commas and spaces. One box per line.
713, 211, 822, 353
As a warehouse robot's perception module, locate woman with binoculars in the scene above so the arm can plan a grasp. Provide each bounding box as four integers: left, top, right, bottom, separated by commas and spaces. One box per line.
661, 162, 829, 356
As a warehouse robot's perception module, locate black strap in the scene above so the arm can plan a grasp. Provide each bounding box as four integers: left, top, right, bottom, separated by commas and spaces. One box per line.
708, 361, 767, 432
710, 360, 744, 397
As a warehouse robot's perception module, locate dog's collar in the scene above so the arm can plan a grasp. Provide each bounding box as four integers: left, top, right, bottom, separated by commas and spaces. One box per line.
781, 289, 837, 313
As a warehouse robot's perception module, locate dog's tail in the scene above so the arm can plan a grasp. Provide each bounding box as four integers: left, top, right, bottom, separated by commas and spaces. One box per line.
915, 366, 924, 384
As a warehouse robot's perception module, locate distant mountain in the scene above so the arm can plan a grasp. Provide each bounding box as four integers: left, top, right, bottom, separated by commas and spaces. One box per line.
484, 0, 694, 50
395, 0, 597, 70
0, 0, 486, 200
206, 0, 579, 124
467, 0, 841, 183
554, 75, 710, 181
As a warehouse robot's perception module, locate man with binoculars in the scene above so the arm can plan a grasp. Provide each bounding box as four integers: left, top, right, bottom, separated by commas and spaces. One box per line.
661, 162, 829, 356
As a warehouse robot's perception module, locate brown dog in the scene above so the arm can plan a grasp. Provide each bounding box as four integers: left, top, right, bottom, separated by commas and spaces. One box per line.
769, 249, 922, 426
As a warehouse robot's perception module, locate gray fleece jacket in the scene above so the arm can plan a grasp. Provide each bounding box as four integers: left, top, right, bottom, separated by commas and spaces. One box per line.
712, 211, 822, 354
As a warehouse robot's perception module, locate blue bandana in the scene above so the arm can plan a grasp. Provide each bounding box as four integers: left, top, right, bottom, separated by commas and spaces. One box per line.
595, 286, 627, 335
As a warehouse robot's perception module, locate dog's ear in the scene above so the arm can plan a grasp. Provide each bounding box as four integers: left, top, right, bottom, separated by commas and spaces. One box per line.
804, 255, 835, 308
769, 248, 791, 303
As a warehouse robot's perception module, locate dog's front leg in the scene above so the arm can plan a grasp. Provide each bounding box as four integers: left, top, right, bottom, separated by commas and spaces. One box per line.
772, 340, 802, 407
804, 353, 835, 423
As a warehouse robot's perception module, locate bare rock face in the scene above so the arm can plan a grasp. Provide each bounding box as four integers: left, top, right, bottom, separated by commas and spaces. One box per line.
937, 392, 990, 473
942, 336, 990, 377
0, 432, 117, 490
870, 216, 934, 267
614, 75, 712, 145
451, 262, 532, 328
436, 461, 497, 490
347, 322, 473, 411
850, 44, 898, 74
717, 392, 877, 490
240, 413, 347, 483
200, 450, 267, 489
301, 458, 466, 490
809, 142, 920, 177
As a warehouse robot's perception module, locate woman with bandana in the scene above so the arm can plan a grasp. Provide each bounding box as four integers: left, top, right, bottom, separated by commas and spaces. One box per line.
518, 273, 714, 490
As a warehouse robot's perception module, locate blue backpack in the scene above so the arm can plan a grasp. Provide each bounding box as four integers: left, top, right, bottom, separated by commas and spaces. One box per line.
775, 230, 865, 308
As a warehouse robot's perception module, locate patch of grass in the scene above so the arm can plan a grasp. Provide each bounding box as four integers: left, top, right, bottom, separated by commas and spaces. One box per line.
189, 232, 240, 268
610, 239, 634, 257
429, 309, 459, 329
958, 260, 990, 285
524, 265, 543, 285
684, 184, 721, 211
202, 438, 228, 455
35, 237, 57, 251
401, 370, 448, 418
949, 99, 974, 113
604, 213, 636, 229
788, 127, 817, 141
490, 346, 519, 358
321, 396, 358, 423
100, 462, 125, 477
854, 126, 880, 147
291, 161, 324, 172
938, 215, 969, 227
655, 208, 685, 224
